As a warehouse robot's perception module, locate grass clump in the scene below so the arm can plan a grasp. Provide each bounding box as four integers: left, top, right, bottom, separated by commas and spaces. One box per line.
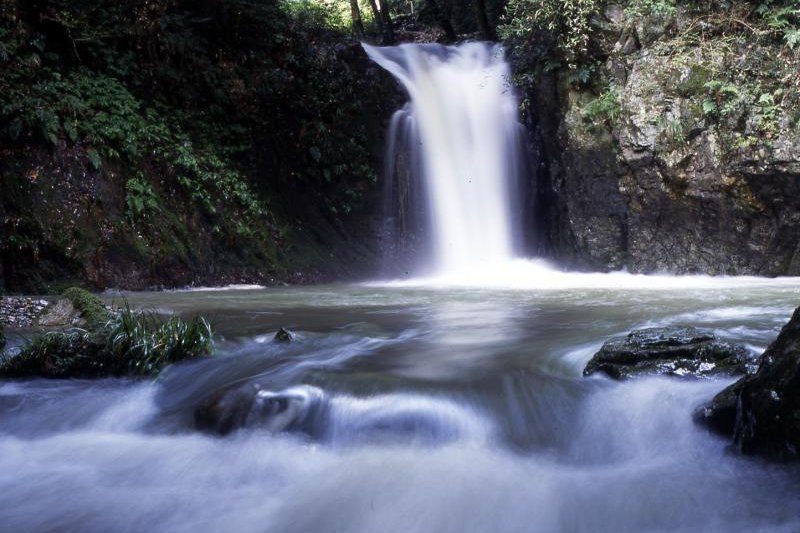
0, 306, 213, 379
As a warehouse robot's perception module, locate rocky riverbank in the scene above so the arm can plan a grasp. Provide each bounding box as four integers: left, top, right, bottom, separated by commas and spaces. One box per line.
0, 296, 50, 328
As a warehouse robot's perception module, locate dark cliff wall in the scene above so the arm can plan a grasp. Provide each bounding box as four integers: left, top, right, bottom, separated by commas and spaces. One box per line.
0, 0, 400, 292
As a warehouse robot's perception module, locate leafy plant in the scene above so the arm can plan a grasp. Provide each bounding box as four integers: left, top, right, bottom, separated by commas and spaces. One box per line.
107, 305, 213, 376
757, 0, 800, 49
754, 88, 784, 135
0, 304, 214, 379
125, 176, 161, 221
625, 0, 676, 19
499, 0, 601, 67
583, 86, 621, 124
702, 80, 743, 117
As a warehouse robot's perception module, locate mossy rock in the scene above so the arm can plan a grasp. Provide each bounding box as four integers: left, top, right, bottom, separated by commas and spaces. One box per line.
61, 287, 109, 327
676, 64, 713, 98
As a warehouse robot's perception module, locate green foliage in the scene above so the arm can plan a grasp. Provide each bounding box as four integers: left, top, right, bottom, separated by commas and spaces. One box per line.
125, 176, 161, 222
625, 0, 676, 19
0, 0, 388, 289
567, 63, 597, 87
655, 114, 689, 147
499, 0, 601, 66
1, 67, 147, 155
702, 80, 743, 118
280, 0, 349, 30
107, 305, 214, 376
0, 305, 214, 379
756, 0, 800, 49
0, 328, 103, 378
582, 87, 621, 125
62, 286, 110, 327
754, 88, 784, 134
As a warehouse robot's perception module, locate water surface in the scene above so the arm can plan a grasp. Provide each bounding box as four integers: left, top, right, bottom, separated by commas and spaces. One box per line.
2, 280, 800, 532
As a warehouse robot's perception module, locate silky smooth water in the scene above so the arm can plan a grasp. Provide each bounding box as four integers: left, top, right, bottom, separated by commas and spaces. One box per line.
2, 280, 800, 532
365, 42, 525, 274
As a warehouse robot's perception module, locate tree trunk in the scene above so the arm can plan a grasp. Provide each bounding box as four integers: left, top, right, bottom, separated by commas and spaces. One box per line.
376, 0, 395, 44
472, 0, 495, 40
367, 0, 384, 38
350, 0, 365, 37
430, 0, 456, 42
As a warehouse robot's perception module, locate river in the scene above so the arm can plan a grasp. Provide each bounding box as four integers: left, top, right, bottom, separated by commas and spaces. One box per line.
2, 274, 800, 532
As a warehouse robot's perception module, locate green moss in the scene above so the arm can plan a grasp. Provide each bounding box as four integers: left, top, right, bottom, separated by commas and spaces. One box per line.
677, 64, 713, 98
61, 287, 110, 327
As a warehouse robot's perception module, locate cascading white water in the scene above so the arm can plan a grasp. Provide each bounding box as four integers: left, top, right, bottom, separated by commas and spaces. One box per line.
365, 42, 525, 275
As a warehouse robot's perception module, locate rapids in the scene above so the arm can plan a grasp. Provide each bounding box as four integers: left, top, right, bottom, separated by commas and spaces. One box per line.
2, 283, 800, 532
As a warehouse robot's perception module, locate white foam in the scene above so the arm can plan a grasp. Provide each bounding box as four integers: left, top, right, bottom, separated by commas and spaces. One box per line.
366, 258, 800, 291
174, 284, 266, 292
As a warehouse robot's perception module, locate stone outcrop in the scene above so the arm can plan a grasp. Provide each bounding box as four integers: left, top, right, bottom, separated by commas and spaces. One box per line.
519, 2, 800, 274
697, 307, 800, 461
584, 326, 751, 379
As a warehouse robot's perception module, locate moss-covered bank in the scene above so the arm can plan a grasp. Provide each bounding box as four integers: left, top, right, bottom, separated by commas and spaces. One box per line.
0, 289, 214, 378
0, 0, 400, 292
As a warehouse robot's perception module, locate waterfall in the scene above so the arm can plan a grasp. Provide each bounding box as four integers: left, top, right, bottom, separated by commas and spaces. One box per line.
365, 42, 526, 277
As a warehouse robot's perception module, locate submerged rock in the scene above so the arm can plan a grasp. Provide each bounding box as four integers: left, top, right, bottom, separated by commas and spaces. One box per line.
273, 328, 294, 343
584, 327, 750, 380
697, 307, 800, 461
194, 383, 323, 436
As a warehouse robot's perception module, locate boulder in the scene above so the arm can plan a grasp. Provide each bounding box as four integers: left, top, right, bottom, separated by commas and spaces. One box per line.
584, 326, 751, 379
697, 307, 800, 461
36, 299, 79, 327
194, 383, 323, 436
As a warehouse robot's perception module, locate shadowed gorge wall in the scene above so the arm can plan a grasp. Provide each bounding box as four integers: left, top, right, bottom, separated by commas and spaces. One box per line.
0, 0, 401, 292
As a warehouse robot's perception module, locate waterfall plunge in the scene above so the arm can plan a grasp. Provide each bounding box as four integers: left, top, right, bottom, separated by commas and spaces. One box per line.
365, 42, 527, 277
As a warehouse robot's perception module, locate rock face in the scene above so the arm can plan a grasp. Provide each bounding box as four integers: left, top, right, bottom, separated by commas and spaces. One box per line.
697, 307, 800, 461
584, 327, 751, 379
517, 3, 800, 274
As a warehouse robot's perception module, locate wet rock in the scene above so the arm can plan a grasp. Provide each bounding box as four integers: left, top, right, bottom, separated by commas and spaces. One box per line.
0, 325, 5, 351
194, 384, 322, 436
273, 328, 294, 343
584, 327, 751, 380
697, 307, 800, 461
